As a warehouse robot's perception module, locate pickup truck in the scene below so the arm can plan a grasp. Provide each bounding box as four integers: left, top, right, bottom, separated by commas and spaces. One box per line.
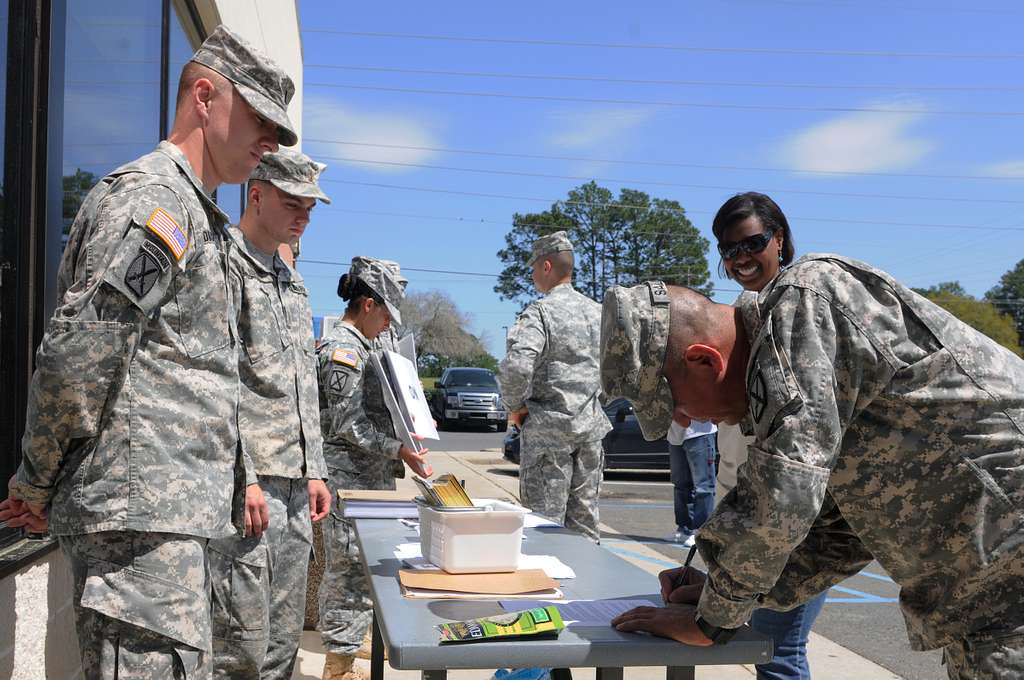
430, 367, 507, 431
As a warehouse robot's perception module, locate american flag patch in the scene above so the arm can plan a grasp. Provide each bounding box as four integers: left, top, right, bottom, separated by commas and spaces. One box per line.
145, 208, 187, 261
332, 348, 359, 368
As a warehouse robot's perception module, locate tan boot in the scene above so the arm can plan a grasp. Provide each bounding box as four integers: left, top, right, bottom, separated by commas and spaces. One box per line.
322, 652, 369, 680
355, 629, 388, 660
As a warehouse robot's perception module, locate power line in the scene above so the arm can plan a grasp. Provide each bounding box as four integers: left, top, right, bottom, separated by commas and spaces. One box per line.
314, 154, 1024, 205
302, 29, 1024, 60
305, 82, 1024, 117
304, 64, 1024, 93
304, 139, 1024, 182
318, 178, 1024, 232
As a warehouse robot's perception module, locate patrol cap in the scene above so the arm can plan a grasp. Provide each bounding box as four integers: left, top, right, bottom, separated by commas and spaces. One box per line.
600, 281, 673, 441
350, 256, 404, 325
250, 149, 331, 203
379, 259, 409, 291
191, 25, 298, 146
528, 230, 574, 267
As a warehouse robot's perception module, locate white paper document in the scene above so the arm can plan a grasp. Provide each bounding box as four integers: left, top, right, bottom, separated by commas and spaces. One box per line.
382, 350, 439, 441
499, 598, 653, 626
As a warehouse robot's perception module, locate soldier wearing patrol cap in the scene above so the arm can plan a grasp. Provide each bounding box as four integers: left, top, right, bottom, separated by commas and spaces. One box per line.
315, 257, 433, 680
600, 257, 1024, 679
497, 231, 611, 542
0, 24, 297, 678
209, 149, 332, 679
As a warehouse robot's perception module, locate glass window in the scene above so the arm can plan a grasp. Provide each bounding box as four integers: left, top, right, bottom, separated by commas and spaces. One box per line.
166, 4, 197, 135
60, 1, 162, 247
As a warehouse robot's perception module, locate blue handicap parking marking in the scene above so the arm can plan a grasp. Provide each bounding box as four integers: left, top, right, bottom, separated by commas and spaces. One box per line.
826, 585, 899, 604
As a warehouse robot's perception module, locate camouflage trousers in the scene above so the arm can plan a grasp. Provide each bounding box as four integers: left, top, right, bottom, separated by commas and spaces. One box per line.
943, 624, 1024, 679
59, 531, 211, 679
209, 476, 312, 680
519, 428, 604, 542
319, 463, 394, 654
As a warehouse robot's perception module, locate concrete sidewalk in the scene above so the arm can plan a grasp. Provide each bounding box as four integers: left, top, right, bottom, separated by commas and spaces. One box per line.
294, 450, 902, 680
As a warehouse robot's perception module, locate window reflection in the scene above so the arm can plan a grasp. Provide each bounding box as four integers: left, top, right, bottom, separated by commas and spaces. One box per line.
61, 1, 161, 240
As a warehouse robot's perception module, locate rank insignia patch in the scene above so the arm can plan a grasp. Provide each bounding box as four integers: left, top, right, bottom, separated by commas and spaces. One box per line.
125, 249, 162, 298
332, 348, 359, 368
145, 207, 187, 260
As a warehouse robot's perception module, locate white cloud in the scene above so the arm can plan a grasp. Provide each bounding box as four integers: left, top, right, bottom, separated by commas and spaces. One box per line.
981, 160, 1024, 178
546, 108, 655, 150
777, 106, 933, 174
302, 93, 441, 172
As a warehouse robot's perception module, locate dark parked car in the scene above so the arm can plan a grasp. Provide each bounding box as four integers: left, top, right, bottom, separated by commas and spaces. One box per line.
503, 398, 669, 470
430, 367, 507, 431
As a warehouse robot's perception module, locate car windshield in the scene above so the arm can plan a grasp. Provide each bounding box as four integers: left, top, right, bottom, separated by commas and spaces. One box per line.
446, 369, 498, 388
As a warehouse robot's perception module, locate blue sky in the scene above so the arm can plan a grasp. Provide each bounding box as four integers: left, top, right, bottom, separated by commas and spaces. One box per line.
295, 0, 1024, 357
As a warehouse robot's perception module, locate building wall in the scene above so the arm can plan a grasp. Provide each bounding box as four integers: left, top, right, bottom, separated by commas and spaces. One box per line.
0, 3, 304, 678
0, 550, 81, 680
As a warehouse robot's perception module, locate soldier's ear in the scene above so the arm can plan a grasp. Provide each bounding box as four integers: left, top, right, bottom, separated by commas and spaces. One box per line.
683, 343, 726, 380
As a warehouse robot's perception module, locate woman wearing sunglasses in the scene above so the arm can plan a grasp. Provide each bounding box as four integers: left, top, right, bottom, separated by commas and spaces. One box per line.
712, 192, 827, 680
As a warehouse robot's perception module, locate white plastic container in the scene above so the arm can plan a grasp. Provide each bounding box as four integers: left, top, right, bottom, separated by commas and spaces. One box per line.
418, 499, 529, 573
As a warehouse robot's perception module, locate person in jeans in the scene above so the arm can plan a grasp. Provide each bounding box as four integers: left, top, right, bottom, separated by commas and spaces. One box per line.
666, 418, 717, 547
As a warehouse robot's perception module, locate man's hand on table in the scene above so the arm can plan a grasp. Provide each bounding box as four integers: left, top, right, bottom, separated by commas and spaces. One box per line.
611, 604, 714, 646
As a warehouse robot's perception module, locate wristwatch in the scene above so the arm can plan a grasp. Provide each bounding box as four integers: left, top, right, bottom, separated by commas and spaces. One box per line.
694, 615, 738, 644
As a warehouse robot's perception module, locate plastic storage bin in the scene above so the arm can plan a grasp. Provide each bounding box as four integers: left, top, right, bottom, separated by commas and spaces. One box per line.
418, 499, 529, 573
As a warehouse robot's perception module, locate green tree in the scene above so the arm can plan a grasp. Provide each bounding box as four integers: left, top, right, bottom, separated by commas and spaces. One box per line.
913, 281, 1022, 356
63, 169, 99, 235
985, 258, 1024, 349
494, 181, 711, 306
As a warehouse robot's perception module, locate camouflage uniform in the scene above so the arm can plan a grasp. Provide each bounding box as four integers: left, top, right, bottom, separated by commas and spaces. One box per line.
601, 255, 1024, 679
498, 232, 611, 542
316, 259, 406, 656
9, 26, 298, 679
210, 150, 330, 680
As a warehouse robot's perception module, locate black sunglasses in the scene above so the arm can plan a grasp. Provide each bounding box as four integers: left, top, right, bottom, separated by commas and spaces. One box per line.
717, 230, 775, 260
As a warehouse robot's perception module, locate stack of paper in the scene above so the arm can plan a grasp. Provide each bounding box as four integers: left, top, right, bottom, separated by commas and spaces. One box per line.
371, 346, 440, 454
398, 568, 563, 600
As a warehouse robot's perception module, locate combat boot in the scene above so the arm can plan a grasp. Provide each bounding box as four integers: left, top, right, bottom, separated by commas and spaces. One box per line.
322, 652, 368, 680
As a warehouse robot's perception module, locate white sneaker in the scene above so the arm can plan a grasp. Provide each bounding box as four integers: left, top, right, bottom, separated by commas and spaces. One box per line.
668, 530, 694, 545
682, 533, 696, 547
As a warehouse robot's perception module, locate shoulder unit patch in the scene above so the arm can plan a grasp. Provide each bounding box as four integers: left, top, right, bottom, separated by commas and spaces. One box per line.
145, 207, 187, 261
332, 348, 360, 368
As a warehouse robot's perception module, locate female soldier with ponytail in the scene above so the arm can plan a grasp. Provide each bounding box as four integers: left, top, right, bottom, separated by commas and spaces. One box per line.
315, 256, 432, 680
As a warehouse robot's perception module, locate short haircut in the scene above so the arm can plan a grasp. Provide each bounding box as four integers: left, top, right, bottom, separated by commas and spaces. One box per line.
665, 285, 718, 371
547, 250, 574, 277
175, 62, 229, 108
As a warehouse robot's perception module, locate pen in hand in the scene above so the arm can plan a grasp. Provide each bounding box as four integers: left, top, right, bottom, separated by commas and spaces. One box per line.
677, 543, 698, 588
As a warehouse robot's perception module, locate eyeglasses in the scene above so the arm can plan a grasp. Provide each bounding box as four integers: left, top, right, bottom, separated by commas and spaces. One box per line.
717, 230, 775, 260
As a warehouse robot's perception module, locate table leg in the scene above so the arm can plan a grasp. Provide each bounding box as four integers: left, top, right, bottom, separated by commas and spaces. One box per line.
596, 668, 623, 680
422, 671, 448, 680
372, 614, 386, 680
666, 666, 695, 680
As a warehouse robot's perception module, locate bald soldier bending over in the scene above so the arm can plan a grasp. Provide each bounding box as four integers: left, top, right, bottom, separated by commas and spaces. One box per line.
601, 255, 1024, 679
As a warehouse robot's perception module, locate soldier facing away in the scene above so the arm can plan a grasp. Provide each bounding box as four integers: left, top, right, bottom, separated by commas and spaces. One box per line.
316, 257, 432, 680
209, 149, 333, 679
0, 25, 296, 679
601, 254, 1024, 679
497, 231, 612, 542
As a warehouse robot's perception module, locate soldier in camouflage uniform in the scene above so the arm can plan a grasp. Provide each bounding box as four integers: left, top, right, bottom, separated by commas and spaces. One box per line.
601, 255, 1024, 679
316, 257, 432, 680
210, 150, 333, 679
0, 26, 297, 679
497, 231, 611, 542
